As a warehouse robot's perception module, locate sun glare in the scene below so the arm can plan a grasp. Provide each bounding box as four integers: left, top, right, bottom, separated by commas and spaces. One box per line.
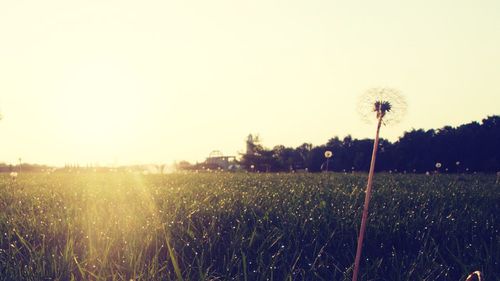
55, 60, 149, 148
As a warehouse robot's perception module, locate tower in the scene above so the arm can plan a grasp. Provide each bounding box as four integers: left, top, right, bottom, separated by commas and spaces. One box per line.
246, 134, 254, 155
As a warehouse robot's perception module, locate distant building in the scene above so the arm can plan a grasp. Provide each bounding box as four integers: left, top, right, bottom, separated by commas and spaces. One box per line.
204, 150, 236, 170
246, 134, 255, 155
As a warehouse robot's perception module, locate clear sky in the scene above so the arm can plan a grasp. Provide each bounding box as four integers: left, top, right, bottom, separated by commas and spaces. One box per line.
0, 0, 499, 166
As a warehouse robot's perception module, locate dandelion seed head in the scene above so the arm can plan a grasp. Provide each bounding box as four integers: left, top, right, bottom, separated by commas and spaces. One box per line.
357, 87, 407, 125
324, 151, 333, 158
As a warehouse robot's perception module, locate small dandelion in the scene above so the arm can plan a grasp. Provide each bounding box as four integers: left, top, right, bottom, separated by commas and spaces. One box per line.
324, 150, 333, 172
435, 162, 442, 169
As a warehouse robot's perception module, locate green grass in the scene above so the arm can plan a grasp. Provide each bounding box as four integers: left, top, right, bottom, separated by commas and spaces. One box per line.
0, 172, 498, 280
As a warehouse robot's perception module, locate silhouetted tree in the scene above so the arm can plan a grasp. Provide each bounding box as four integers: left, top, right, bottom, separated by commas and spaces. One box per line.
234, 115, 499, 173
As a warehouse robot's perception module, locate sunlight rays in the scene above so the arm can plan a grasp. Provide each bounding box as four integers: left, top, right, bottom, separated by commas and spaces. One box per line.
73, 173, 165, 278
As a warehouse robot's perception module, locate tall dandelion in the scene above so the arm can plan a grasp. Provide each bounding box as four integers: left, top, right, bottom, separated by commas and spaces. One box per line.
352, 87, 406, 281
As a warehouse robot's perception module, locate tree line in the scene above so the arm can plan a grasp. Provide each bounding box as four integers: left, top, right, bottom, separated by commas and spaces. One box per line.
239, 115, 500, 173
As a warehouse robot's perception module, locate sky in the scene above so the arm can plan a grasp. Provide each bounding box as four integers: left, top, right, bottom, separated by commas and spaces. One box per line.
0, 0, 499, 166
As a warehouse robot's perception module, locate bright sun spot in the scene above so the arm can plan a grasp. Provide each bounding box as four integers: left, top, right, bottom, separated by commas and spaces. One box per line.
54, 59, 148, 148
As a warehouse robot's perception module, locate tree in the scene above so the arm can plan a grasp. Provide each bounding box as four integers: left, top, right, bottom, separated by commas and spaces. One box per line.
238, 115, 499, 174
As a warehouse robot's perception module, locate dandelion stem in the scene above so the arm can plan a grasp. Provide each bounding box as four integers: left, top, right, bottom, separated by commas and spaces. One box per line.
352, 115, 382, 281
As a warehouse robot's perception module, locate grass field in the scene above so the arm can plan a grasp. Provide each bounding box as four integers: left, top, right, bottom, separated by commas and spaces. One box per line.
0, 172, 498, 281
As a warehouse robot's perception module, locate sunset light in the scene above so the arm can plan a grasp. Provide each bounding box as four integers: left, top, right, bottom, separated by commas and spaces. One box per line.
0, 1, 498, 280
1, 0, 499, 166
